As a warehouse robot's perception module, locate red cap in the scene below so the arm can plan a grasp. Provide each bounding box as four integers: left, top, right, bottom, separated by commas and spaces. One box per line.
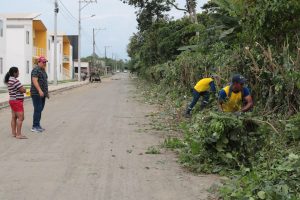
37, 56, 48, 63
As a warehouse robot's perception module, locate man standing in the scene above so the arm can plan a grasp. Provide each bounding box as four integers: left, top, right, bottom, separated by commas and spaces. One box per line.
185, 75, 220, 117
218, 74, 253, 113
30, 56, 49, 132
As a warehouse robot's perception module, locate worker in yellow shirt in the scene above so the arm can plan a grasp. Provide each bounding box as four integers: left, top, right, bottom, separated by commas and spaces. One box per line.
185, 75, 220, 117
218, 74, 253, 113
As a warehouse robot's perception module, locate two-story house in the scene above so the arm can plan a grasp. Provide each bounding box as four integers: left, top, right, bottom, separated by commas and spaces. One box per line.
1, 13, 48, 85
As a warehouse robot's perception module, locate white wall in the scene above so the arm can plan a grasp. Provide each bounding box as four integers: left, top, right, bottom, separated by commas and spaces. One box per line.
23, 23, 33, 84
74, 61, 89, 77
6, 19, 33, 85
47, 35, 52, 81
74, 61, 89, 68
69, 45, 73, 78
48, 35, 64, 81
0, 16, 6, 87
58, 37, 63, 80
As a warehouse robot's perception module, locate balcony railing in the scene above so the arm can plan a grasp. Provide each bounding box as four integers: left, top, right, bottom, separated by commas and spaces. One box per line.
33, 47, 46, 58
63, 55, 69, 63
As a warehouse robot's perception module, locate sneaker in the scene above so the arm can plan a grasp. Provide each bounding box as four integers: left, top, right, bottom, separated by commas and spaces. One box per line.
38, 126, 46, 131
31, 127, 43, 133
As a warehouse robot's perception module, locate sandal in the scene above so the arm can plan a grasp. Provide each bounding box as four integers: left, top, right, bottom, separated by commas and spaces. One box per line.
16, 135, 28, 139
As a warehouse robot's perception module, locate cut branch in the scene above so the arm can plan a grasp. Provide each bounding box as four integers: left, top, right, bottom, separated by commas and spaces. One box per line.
252, 119, 280, 134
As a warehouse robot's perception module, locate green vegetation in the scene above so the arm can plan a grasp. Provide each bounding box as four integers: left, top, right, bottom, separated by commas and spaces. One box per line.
124, 0, 300, 199
81, 55, 129, 73
145, 146, 161, 154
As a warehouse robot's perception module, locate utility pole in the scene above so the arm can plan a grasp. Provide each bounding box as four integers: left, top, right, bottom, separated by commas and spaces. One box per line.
54, 0, 59, 85
92, 28, 105, 62
115, 55, 118, 72
92, 28, 105, 75
104, 45, 111, 59
111, 53, 114, 72
92, 28, 95, 76
78, 0, 81, 81
78, 0, 97, 81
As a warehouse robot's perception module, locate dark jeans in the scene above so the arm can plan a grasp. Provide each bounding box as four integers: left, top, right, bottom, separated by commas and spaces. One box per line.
31, 95, 46, 128
187, 89, 209, 113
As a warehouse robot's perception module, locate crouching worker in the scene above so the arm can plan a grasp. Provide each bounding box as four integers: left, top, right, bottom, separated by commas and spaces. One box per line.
218, 74, 253, 114
185, 75, 220, 117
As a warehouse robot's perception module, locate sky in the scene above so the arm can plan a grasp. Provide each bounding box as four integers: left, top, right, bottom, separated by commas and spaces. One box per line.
0, 0, 208, 60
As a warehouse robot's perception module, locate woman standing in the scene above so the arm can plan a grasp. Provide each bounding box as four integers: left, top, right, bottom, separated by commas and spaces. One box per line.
4, 67, 27, 139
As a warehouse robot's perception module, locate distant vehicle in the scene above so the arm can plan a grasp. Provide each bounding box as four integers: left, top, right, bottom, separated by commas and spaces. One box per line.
124, 70, 128, 73
116, 70, 120, 73
89, 72, 101, 83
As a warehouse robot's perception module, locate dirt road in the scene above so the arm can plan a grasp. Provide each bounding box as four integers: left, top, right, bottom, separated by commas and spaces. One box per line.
0, 73, 218, 200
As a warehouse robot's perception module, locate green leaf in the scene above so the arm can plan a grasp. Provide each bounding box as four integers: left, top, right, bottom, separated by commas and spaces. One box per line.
225, 152, 233, 159
257, 191, 266, 199
222, 137, 229, 144
216, 142, 225, 152
177, 45, 199, 51
288, 153, 299, 160
219, 28, 235, 39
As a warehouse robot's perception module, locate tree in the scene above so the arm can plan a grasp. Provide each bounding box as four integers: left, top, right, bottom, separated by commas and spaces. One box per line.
121, 0, 198, 25
121, 0, 170, 31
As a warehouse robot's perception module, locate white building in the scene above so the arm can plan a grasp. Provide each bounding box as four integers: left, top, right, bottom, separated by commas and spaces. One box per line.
0, 13, 48, 85
74, 61, 90, 79
0, 16, 6, 87
48, 34, 73, 82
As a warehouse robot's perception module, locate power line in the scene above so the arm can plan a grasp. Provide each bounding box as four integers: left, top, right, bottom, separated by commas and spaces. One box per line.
58, 0, 78, 21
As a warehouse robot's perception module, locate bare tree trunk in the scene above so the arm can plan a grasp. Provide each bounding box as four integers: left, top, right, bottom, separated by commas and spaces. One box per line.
185, 0, 197, 22
186, 0, 199, 36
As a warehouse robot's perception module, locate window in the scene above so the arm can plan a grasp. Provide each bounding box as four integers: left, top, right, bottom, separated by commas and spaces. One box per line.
26, 31, 30, 44
60, 64, 61, 72
0, 20, 3, 37
60, 44, 61, 53
0, 58, 3, 74
48, 62, 51, 73
26, 61, 30, 74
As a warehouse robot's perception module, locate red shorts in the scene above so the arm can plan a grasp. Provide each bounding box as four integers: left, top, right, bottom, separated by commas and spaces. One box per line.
9, 100, 24, 113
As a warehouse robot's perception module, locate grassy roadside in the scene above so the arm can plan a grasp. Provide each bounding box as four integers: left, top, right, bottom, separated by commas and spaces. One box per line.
135, 78, 300, 200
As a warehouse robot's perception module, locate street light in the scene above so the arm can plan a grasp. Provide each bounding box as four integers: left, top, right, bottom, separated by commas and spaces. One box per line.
78, 0, 97, 81
82, 14, 95, 20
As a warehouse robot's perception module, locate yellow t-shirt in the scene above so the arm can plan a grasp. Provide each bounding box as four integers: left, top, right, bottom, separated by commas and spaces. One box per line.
221, 86, 243, 112
194, 78, 213, 93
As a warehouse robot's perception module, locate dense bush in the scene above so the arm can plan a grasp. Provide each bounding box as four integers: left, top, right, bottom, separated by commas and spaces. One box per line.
163, 110, 300, 199
179, 112, 267, 173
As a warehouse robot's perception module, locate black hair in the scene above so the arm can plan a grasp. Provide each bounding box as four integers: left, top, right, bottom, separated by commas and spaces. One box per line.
4, 67, 19, 84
